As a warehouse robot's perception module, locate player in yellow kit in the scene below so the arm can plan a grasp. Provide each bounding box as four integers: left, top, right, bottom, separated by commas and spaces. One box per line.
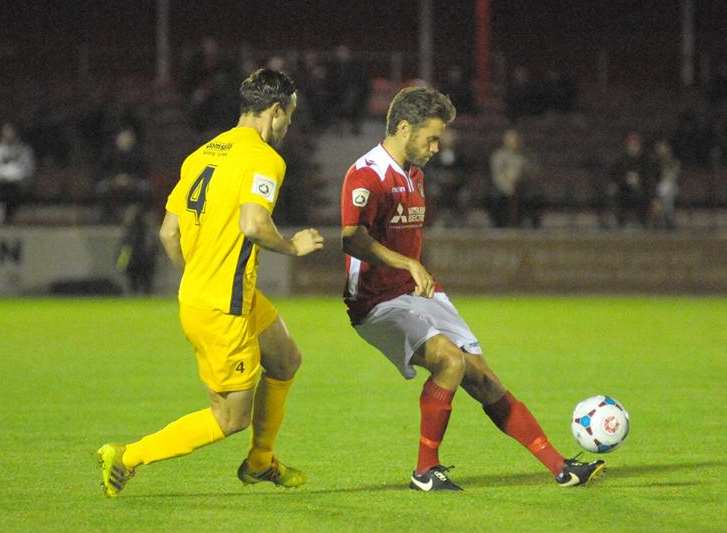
97, 69, 324, 497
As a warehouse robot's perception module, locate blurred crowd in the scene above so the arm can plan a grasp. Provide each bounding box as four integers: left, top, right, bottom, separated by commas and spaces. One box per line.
1, 39, 726, 233
180, 39, 372, 137
425, 127, 688, 231
600, 132, 682, 230
0, 39, 381, 226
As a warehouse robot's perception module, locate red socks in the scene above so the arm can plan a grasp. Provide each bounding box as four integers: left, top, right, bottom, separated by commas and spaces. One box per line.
416, 377, 456, 475
483, 392, 565, 475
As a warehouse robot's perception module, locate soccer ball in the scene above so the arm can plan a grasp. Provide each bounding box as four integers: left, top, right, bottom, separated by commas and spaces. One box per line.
571, 395, 630, 453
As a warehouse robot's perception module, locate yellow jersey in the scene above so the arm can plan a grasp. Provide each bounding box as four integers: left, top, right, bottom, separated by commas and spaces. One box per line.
166, 127, 286, 315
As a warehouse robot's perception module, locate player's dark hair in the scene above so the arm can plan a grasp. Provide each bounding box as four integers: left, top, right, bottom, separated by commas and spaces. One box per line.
239, 68, 296, 115
385, 87, 456, 136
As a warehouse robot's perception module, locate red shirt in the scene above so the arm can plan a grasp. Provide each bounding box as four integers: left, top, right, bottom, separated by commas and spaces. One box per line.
341, 143, 433, 324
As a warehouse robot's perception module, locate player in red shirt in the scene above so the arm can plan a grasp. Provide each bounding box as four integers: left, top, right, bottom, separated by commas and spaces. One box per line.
340, 87, 605, 491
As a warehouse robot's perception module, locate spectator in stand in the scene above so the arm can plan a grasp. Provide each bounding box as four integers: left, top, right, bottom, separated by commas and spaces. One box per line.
116, 204, 158, 294
328, 45, 371, 135
266, 55, 287, 73
95, 127, 150, 223
489, 129, 542, 228
651, 140, 680, 230
111, 101, 145, 146
609, 132, 654, 228
0, 122, 35, 224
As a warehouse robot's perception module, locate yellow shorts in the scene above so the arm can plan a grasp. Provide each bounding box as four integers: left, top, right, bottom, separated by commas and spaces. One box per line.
179, 289, 279, 392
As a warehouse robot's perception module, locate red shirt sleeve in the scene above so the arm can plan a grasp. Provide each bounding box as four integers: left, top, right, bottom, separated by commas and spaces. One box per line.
341, 166, 381, 228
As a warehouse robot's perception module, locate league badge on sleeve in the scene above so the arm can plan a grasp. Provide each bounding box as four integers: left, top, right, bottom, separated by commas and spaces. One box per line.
252, 174, 277, 202
352, 188, 370, 207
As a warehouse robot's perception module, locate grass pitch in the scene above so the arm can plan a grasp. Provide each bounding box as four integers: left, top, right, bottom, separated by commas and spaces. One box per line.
0, 296, 725, 532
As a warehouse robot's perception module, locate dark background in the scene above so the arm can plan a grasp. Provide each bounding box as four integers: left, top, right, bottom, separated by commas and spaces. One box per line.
3, 1, 726, 87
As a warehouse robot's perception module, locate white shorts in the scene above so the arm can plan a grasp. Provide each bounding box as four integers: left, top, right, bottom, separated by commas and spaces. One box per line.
354, 292, 482, 379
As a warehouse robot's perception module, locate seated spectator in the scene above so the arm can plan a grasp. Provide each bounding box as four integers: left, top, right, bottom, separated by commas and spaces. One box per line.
0, 122, 35, 224
488, 129, 543, 228
651, 140, 680, 230
609, 132, 654, 228
95, 127, 150, 223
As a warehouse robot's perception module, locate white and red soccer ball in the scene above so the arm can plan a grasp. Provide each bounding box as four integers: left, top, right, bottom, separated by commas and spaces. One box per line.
571, 395, 630, 453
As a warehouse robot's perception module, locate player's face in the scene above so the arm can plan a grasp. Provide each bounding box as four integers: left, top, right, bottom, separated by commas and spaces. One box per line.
270, 93, 297, 147
404, 118, 446, 167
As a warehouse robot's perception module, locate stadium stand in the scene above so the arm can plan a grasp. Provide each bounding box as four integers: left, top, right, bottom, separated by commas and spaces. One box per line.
3, 50, 726, 230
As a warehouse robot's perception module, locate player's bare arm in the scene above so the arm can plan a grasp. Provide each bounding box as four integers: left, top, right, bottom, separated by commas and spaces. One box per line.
240, 202, 324, 256
341, 224, 434, 297
159, 211, 185, 270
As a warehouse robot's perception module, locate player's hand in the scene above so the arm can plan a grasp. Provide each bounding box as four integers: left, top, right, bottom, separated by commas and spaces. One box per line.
291, 228, 325, 256
408, 260, 435, 298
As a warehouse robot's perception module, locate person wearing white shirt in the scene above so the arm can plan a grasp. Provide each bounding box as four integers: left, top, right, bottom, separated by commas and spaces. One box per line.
0, 122, 35, 223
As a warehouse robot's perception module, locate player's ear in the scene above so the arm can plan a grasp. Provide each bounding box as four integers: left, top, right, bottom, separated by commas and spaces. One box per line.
270, 102, 283, 117
396, 120, 411, 137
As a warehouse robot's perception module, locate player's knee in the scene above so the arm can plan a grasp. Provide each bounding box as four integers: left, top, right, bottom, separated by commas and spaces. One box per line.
440, 348, 466, 378
430, 340, 465, 378
265, 342, 301, 380
219, 413, 251, 436
211, 405, 251, 436
285, 344, 302, 376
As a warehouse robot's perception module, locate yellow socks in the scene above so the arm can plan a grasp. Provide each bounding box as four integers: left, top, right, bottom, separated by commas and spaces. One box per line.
247, 375, 294, 471
122, 408, 224, 469
120, 376, 293, 472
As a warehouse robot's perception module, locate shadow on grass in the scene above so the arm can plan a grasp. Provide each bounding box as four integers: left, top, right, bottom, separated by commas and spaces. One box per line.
616, 481, 704, 488
123, 480, 407, 500
123, 460, 726, 498
456, 460, 727, 489
603, 460, 726, 478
